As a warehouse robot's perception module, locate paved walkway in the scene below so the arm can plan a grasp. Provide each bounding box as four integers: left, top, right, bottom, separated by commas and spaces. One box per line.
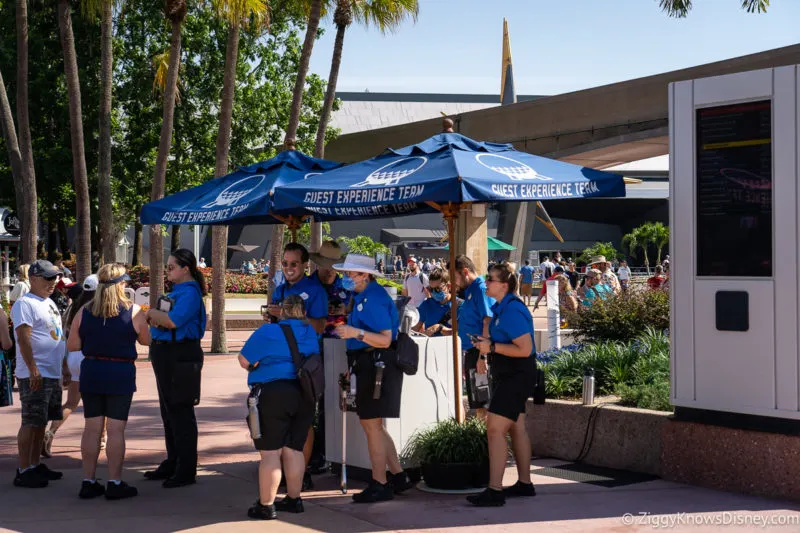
2, 356, 799, 532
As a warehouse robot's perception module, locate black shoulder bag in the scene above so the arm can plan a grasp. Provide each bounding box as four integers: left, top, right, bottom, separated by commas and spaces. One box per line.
280, 324, 325, 404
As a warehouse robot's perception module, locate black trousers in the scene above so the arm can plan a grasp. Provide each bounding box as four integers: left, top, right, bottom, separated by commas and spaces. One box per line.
151, 341, 204, 478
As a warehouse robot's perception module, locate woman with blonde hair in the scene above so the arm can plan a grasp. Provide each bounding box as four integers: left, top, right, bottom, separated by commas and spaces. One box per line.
67, 264, 150, 500
9, 264, 30, 305
554, 274, 578, 314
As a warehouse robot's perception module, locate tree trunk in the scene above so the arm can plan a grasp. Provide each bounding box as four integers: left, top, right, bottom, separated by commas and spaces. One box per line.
310, 21, 347, 257
57, 0, 91, 283
47, 214, 58, 261
0, 68, 24, 220
210, 24, 239, 354
269, 0, 322, 294
98, 0, 115, 264
58, 219, 70, 260
149, 19, 183, 306
132, 218, 143, 266
16, 0, 38, 264
171, 225, 181, 251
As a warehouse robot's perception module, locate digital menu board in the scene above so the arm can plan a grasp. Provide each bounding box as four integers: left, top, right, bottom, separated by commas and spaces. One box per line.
696, 101, 772, 277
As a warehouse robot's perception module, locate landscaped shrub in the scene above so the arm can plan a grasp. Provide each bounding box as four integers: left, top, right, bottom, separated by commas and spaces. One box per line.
537, 327, 672, 411
565, 289, 669, 343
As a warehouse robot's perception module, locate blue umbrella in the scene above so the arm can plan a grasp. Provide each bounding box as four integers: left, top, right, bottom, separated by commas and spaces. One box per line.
139, 150, 342, 227
272, 132, 625, 220
272, 129, 625, 423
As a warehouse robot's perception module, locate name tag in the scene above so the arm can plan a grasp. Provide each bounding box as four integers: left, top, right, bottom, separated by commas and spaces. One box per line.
495, 318, 500, 326
339, 291, 347, 299
357, 303, 363, 312
468, 294, 472, 300
300, 292, 309, 300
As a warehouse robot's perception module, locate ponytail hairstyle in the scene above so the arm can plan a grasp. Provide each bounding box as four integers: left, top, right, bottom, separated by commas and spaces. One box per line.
170, 248, 208, 296
489, 262, 519, 296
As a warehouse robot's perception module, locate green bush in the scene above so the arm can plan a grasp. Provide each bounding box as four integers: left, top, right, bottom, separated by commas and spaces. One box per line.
402, 417, 488, 466
539, 328, 672, 411
377, 277, 403, 291
565, 289, 669, 343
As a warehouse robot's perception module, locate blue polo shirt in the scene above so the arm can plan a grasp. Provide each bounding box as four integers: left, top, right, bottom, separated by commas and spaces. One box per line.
489, 293, 536, 377
310, 271, 352, 310
240, 319, 319, 386
418, 297, 463, 335
151, 280, 206, 342
347, 280, 398, 351
519, 265, 535, 284
457, 277, 494, 349
272, 275, 328, 320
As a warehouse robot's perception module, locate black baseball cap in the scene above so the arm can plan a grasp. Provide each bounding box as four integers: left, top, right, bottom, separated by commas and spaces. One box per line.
554, 266, 565, 273
29, 260, 62, 278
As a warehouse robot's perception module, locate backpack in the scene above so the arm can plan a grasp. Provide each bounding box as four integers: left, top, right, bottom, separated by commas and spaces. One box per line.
280, 324, 325, 404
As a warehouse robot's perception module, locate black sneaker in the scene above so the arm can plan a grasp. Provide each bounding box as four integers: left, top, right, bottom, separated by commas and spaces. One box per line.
105, 481, 138, 500
467, 487, 506, 507
34, 463, 63, 481
503, 481, 536, 498
247, 501, 277, 520
390, 471, 414, 494
79, 480, 106, 499
13, 469, 48, 488
352, 479, 394, 503
144, 461, 175, 481
274, 495, 304, 514
302, 471, 314, 491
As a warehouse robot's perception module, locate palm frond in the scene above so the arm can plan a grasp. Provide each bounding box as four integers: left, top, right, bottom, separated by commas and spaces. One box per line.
659, 0, 692, 17
152, 50, 181, 104
742, 0, 769, 14
355, 0, 419, 34
212, 0, 270, 31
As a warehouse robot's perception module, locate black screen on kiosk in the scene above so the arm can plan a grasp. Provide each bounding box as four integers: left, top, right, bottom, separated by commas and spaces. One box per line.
695, 100, 772, 277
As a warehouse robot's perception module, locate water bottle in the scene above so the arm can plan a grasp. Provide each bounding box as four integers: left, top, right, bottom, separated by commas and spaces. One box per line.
247, 395, 261, 439
582, 367, 595, 406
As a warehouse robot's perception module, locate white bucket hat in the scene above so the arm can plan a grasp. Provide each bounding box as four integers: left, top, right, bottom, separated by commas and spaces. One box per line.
332, 254, 384, 277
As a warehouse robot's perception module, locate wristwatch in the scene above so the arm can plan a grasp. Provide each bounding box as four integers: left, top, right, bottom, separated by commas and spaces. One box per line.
490, 341, 496, 353
357, 329, 366, 341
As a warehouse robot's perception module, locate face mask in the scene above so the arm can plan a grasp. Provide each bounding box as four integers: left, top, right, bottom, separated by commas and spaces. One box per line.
341, 276, 356, 291
431, 290, 446, 303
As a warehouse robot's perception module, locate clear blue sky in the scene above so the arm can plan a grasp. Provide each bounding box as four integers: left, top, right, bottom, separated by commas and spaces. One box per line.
308, 0, 800, 95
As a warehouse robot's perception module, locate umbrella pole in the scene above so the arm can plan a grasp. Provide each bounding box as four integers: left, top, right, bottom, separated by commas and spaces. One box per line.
444, 204, 464, 423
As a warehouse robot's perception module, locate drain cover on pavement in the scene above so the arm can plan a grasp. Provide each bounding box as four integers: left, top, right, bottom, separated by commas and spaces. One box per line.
533, 462, 659, 488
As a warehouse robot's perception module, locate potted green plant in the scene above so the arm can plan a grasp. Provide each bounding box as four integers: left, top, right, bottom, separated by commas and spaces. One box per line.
403, 418, 489, 490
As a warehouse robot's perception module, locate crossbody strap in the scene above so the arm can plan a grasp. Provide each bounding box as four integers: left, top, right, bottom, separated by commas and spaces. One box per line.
279, 323, 303, 372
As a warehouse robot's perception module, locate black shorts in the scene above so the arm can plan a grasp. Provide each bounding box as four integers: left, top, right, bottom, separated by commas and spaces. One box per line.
82, 392, 134, 421
353, 350, 403, 420
252, 380, 314, 452
488, 372, 535, 422
18, 378, 62, 427
464, 348, 489, 409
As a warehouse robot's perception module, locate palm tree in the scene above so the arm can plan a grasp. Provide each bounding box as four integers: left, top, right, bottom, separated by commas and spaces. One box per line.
149, 0, 187, 306
650, 221, 670, 265
57, 0, 92, 282
0, 69, 24, 212
621, 231, 640, 265
97, 0, 115, 263
210, 0, 270, 354
15, 0, 38, 264
659, 0, 768, 17
309, 0, 418, 252
634, 224, 657, 275
268, 0, 323, 295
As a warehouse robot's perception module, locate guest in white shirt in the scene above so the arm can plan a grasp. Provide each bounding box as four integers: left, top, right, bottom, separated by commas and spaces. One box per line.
617, 260, 632, 291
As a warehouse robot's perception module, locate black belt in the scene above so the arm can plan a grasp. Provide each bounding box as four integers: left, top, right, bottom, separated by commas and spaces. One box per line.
152, 339, 200, 345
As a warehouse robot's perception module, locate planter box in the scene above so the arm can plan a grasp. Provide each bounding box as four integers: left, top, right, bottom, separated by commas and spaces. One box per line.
526, 399, 669, 476
421, 461, 488, 490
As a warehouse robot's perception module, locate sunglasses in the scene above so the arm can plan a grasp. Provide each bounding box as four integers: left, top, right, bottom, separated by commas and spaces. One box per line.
43, 275, 61, 282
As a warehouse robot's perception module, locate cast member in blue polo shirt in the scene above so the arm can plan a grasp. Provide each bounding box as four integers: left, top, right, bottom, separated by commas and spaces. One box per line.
268, 243, 328, 334
468, 262, 536, 508
238, 295, 319, 519
309, 240, 353, 314
450, 255, 494, 418
413, 267, 462, 337
333, 254, 411, 504
144, 249, 207, 488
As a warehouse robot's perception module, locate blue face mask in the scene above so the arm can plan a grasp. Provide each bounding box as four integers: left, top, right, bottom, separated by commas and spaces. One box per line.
341, 276, 356, 291
431, 289, 446, 303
